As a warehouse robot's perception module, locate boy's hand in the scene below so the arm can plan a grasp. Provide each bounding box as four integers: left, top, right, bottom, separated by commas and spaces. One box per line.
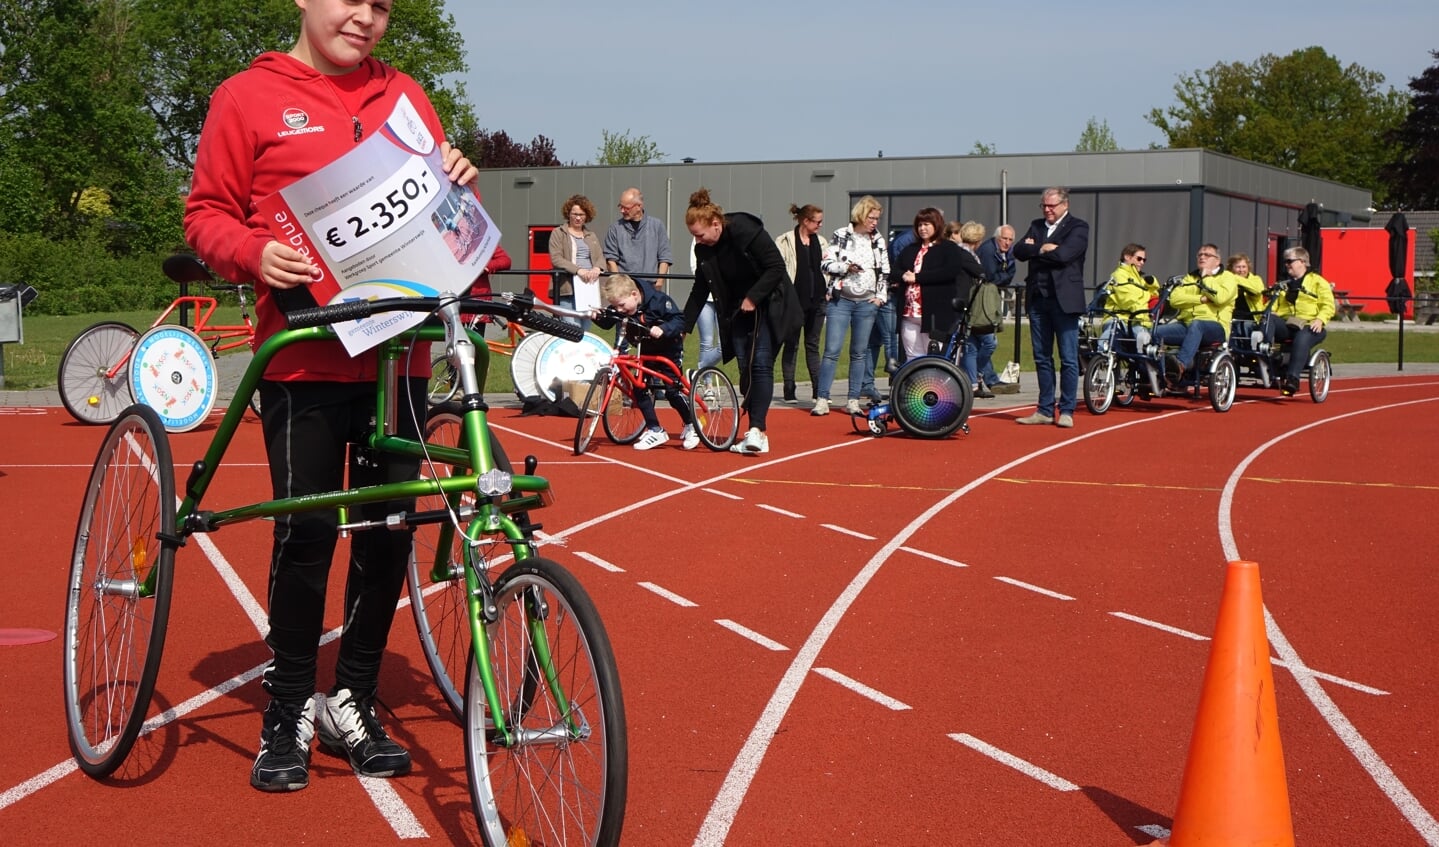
649, 325, 663, 339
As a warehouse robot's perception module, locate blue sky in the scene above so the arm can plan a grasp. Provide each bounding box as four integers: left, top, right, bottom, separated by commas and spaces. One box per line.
446, 1, 1435, 165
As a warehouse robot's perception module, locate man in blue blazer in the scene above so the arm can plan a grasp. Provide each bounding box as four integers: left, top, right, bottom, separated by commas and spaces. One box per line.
1012, 187, 1090, 428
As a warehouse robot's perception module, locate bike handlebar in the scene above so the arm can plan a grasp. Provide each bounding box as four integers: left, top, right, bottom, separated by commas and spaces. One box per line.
284, 293, 585, 342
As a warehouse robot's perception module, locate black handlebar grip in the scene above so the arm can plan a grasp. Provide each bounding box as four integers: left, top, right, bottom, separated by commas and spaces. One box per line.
521, 311, 585, 343
285, 299, 376, 330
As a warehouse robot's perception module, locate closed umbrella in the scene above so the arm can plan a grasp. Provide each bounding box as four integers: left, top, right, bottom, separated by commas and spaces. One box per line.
1299, 202, 1323, 274
1385, 213, 1412, 314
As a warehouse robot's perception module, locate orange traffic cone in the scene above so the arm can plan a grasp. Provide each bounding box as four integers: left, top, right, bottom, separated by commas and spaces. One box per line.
1168, 560, 1294, 846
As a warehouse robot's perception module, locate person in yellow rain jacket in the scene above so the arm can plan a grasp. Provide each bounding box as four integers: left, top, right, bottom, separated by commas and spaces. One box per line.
1266, 246, 1336, 396
1098, 243, 1159, 351
1153, 243, 1237, 386
1226, 252, 1268, 345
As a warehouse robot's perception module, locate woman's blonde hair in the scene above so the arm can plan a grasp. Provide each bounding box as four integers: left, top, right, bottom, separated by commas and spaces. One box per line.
959, 221, 986, 246
685, 188, 724, 228
850, 195, 882, 226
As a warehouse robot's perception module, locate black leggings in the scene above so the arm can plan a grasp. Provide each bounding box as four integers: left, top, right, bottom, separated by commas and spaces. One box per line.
257, 378, 427, 703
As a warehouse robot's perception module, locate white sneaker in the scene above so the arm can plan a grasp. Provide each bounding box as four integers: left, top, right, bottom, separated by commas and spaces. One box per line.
844, 398, 862, 415
680, 424, 700, 450
634, 428, 669, 451
811, 398, 830, 416
731, 427, 769, 455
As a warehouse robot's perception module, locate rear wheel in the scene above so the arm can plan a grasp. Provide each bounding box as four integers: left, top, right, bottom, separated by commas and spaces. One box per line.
1083, 356, 1115, 415
465, 556, 627, 846
409, 405, 518, 719
691, 366, 740, 450
63, 404, 176, 777
889, 358, 972, 438
59, 321, 138, 425
1208, 355, 1237, 412
1308, 351, 1331, 403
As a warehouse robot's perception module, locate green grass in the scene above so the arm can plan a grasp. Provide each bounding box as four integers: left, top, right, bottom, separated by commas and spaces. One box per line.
4, 309, 1437, 392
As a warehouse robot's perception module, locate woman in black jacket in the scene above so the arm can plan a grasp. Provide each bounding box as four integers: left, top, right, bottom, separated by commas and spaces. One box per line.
684, 189, 800, 455
889, 207, 963, 360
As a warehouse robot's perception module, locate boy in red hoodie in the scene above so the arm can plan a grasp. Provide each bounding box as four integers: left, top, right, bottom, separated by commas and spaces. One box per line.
184, 0, 479, 792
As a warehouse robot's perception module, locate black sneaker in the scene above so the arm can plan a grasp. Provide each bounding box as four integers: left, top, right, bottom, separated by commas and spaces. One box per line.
251, 696, 317, 792
317, 688, 412, 778
1281, 376, 1300, 396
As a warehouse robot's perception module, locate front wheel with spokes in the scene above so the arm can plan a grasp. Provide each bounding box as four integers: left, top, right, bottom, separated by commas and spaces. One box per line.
1208, 355, 1237, 412
63, 404, 176, 777
465, 556, 627, 846
574, 369, 620, 455
1083, 356, 1115, 415
408, 405, 517, 720
1308, 352, 1331, 403
690, 366, 740, 450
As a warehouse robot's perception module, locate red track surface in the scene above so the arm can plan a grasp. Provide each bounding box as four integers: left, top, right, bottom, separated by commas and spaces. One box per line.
2, 373, 1437, 845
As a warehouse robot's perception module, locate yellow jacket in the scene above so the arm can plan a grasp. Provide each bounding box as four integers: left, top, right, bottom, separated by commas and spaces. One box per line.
1273, 271, 1336, 325
1234, 273, 1267, 319
1170, 269, 1239, 332
1101, 263, 1157, 328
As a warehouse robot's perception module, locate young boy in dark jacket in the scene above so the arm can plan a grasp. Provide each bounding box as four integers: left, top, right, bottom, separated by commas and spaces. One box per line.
591, 274, 699, 450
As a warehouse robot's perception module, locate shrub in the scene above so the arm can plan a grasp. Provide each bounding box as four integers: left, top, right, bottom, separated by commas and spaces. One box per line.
0, 233, 175, 316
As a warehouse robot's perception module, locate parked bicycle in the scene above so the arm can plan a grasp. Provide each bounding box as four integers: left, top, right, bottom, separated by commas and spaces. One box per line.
58, 254, 258, 430
63, 290, 628, 846
572, 308, 741, 455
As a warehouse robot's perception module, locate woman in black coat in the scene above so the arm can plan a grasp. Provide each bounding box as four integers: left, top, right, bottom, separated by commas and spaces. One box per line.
684, 189, 800, 455
889, 207, 963, 359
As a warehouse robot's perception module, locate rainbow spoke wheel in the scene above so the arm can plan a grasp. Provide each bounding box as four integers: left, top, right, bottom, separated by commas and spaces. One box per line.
888, 358, 972, 438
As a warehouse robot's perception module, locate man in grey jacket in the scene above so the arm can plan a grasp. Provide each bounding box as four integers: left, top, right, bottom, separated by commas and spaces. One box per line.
604, 187, 674, 289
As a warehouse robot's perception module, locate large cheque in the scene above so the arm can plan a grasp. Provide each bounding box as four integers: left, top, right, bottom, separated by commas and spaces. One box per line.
257, 94, 500, 355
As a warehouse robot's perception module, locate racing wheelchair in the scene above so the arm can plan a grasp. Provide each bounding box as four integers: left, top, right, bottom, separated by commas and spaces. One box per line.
850, 296, 975, 439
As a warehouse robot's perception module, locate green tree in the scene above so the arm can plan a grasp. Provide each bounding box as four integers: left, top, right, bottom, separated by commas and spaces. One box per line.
0, 0, 183, 250
130, 0, 473, 171
1075, 117, 1118, 152
595, 129, 664, 166
1147, 46, 1408, 198
970, 141, 997, 155
1378, 51, 1439, 209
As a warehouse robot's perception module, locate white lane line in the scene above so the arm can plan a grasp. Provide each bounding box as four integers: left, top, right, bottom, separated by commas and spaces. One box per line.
812, 668, 911, 711
1109, 611, 1208, 641
694, 409, 1190, 846
715, 620, 788, 652
947, 733, 1080, 792
1109, 612, 1389, 695
1217, 396, 1439, 844
900, 546, 968, 568
193, 532, 268, 634
820, 523, 875, 540
993, 576, 1075, 601
638, 581, 698, 608
359, 777, 429, 839
0, 761, 78, 812
1137, 825, 1171, 839
574, 551, 625, 573
757, 503, 805, 519
703, 487, 743, 500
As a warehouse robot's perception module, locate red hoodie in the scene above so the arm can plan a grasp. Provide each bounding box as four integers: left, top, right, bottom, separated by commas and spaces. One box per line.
185, 52, 486, 381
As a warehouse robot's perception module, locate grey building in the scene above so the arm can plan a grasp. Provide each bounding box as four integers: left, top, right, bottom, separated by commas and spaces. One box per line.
476, 148, 1373, 301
